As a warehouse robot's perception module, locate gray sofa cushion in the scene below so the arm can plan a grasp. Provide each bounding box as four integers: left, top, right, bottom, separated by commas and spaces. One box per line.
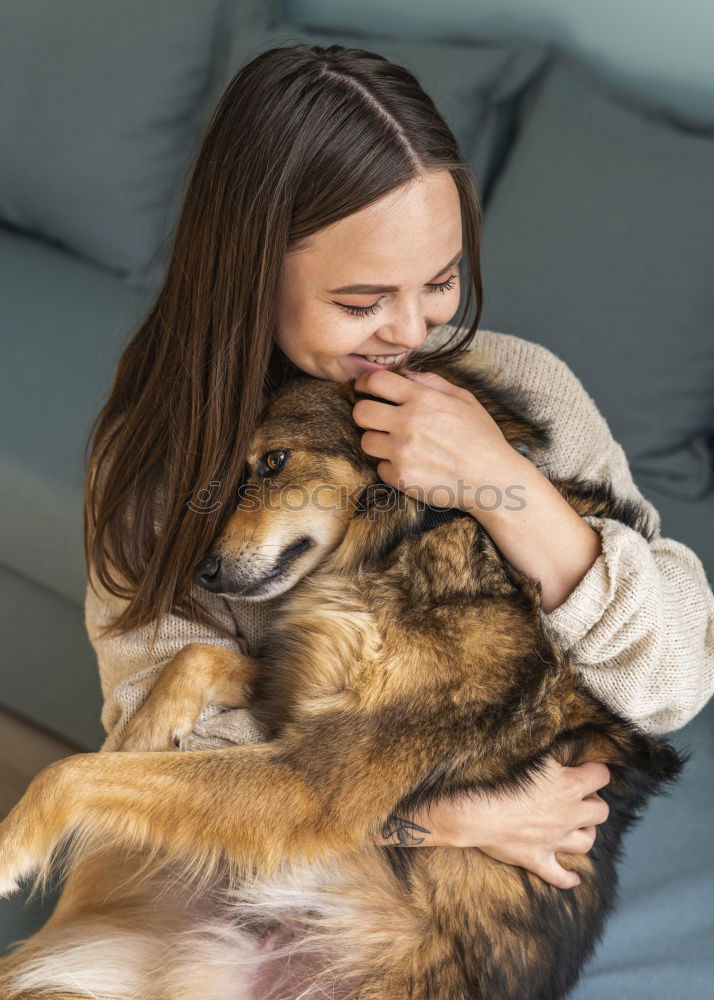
479, 51, 714, 500
0, 565, 105, 750
0, 0, 272, 285
258, 20, 552, 202
0, 224, 153, 605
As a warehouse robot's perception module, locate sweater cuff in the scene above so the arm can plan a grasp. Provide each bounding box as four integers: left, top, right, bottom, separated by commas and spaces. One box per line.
539, 515, 621, 650
179, 705, 268, 750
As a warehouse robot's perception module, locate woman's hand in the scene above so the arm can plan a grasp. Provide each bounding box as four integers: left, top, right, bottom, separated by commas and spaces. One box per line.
352, 367, 604, 613
352, 367, 513, 510
373, 756, 611, 890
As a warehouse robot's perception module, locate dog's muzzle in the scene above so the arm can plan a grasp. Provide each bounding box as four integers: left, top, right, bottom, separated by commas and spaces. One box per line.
194, 535, 315, 595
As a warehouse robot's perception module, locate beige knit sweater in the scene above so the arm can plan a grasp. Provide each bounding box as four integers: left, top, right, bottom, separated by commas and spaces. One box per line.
86, 325, 714, 753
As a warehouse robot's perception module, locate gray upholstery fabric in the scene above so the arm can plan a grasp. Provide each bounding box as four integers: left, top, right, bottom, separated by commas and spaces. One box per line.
0, 565, 104, 751
0, 0, 271, 283
479, 51, 714, 500
0, 224, 152, 605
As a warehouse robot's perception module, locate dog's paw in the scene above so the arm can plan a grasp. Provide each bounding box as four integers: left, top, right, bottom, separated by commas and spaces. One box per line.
0, 802, 50, 898
117, 718, 184, 753
0, 843, 35, 897
0, 867, 21, 898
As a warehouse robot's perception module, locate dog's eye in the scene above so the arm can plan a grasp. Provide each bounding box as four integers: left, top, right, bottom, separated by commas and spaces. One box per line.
260, 449, 288, 476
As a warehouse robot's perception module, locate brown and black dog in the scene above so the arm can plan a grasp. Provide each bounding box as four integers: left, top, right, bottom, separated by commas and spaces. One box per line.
0, 349, 686, 1000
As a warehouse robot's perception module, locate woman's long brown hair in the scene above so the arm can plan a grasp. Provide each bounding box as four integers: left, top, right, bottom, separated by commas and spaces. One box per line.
83, 41, 484, 647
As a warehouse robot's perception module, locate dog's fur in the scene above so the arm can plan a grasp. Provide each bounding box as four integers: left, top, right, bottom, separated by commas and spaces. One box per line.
0, 350, 687, 1000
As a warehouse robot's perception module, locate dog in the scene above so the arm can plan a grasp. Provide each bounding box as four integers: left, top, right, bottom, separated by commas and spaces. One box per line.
0, 349, 687, 1000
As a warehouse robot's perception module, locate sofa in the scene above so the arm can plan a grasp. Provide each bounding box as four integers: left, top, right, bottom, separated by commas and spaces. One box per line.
1, 2, 712, 992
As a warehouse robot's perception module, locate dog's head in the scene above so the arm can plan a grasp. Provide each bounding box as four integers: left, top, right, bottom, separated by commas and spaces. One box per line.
193, 353, 549, 599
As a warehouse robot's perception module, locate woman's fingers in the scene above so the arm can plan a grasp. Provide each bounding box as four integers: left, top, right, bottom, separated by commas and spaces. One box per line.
533, 853, 582, 890
561, 825, 598, 854
575, 760, 611, 796
581, 792, 610, 826
531, 823, 599, 888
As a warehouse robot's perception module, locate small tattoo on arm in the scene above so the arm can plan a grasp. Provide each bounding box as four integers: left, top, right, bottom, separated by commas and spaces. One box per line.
380, 814, 431, 846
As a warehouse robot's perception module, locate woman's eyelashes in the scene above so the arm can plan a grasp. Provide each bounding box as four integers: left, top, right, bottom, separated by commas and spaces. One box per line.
335, 273, 458, 318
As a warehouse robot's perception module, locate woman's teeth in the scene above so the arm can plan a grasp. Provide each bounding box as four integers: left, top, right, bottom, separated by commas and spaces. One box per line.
362, 351, 408, 365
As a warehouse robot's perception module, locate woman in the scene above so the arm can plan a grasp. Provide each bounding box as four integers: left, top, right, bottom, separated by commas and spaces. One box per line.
84, 42, 714, 896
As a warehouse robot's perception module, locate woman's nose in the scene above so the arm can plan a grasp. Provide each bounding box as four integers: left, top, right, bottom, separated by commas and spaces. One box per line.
385, 320, 430, 352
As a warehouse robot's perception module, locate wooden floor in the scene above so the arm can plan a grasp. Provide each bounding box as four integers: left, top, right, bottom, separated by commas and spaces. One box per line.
0, 707, 78, 819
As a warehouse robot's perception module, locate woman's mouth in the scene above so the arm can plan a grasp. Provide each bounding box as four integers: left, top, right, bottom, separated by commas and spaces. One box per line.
347, 351, 410, 371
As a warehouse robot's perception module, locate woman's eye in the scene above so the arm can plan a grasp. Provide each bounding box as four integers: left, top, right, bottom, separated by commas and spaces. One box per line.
335, 273, 458, 317
430, 272, 458, 295
339, 300, 382, 318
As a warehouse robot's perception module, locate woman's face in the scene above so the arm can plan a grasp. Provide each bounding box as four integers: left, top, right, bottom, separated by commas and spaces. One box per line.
276, 169, 463, 382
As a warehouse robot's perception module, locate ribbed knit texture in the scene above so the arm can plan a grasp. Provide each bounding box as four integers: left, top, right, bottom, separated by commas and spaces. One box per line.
85, 326, 714, 752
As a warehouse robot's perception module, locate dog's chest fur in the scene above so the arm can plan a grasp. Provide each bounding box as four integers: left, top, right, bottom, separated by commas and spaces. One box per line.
248, 508, 548, 739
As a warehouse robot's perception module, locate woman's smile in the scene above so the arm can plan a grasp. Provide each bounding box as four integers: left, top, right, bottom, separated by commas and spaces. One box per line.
347, 350, 412, 372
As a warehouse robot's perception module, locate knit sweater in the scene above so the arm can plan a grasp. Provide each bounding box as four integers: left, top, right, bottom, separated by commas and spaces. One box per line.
85, 325, 714, 753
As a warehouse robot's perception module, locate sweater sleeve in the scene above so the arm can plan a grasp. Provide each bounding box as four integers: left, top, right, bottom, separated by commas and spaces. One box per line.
540, 512, 714, 735
85, 567, 268, 753
476, 330, 714, 736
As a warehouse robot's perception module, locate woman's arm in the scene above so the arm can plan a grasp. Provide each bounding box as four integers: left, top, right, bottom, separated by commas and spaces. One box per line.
373, 758, 612, 890
460, 447, 604, 614
429, 325, 714, 736
468, 331, 714, 737
460, 442, 714, 733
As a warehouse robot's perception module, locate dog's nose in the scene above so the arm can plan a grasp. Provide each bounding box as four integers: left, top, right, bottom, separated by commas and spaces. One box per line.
194, 554, 222, 589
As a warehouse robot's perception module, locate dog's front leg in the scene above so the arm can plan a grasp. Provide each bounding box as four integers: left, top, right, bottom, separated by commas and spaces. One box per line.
0, 703, 468, 901
118, 642, 261, 751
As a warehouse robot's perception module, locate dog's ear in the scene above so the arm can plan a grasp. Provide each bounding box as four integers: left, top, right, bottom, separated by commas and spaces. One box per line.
353, 482, 399, 516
